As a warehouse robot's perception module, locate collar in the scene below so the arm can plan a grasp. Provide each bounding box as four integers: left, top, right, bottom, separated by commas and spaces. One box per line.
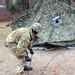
29, 28, 34, 41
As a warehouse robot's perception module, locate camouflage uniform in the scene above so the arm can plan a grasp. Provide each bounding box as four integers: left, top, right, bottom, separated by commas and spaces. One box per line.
5, 27, 34, 74
5, 23, 42, 75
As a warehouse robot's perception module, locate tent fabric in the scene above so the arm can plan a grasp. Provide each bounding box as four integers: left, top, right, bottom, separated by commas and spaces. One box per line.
7, 0, 75, 46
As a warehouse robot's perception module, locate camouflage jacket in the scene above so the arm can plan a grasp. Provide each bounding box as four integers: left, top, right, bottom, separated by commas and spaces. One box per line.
6, 27, 34, 52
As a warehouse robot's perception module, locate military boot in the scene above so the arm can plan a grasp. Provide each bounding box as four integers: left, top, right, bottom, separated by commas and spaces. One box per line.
24, 66, 33, 71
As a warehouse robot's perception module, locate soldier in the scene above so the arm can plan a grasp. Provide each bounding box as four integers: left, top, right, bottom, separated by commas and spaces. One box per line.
5, 23, 42, 75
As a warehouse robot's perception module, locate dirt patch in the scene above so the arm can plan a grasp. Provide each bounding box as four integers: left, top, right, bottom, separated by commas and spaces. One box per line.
0, 22, 12, 37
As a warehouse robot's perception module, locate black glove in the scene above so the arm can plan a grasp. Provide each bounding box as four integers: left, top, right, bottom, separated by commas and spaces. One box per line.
25, 56, 31, 62
30, 49, 34, 55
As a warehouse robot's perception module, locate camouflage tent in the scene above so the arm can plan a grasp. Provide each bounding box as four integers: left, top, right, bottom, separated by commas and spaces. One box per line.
7, 0, 75, 46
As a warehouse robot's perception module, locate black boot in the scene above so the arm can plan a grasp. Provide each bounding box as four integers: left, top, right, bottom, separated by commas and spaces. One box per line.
25, 56, 31, 62
24, 66, 33, 71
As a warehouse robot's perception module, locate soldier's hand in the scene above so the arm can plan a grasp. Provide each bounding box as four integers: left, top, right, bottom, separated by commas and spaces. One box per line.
30, 49, 34, 55
25, 56, 31, 62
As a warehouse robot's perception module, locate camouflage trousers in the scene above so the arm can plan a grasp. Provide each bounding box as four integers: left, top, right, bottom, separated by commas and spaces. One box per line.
17, 57, 28, 75
5, 41, 28, 75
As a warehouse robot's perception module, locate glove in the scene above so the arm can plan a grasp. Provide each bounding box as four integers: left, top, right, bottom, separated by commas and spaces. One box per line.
25, 56, 31, 62
30, 49, 34, 55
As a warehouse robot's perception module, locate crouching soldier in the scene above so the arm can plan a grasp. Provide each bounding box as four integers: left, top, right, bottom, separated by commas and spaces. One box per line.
5, 23, 42, 75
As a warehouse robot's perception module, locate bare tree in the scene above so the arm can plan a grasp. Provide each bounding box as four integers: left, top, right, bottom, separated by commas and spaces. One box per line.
21, 0, 29, 11
5, 0, 9, 10
66, 0, 71, 5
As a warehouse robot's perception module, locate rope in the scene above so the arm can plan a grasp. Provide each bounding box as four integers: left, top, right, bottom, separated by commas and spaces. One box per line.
41, 50, 61, 75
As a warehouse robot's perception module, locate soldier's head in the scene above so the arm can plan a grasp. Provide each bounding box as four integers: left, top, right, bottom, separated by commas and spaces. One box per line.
31, 23, 42, 34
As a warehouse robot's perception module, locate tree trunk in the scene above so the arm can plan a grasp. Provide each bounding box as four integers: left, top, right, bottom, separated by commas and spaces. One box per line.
66, 0, 71, 5
21, 0, 29, 11
5, 0, 9, 10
